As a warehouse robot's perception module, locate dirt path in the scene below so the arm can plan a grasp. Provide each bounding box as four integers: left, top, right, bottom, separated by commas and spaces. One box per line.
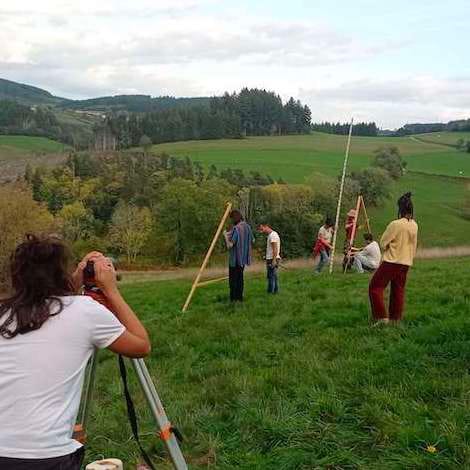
121, 246, 470, 284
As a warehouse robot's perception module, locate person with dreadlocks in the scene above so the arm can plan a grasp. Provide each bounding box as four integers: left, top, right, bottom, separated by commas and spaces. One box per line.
368, 192, 418, 325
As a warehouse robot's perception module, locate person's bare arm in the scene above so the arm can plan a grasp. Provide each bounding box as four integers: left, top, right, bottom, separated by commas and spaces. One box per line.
94, 260, 151, 358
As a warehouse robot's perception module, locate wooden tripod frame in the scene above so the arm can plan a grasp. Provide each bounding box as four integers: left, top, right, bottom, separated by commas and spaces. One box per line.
343, 195, 371, 272
181, 202, 232, 312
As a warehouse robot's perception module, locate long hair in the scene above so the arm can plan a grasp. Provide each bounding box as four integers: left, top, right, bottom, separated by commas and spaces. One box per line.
0, 234, 75, 339
397, 192, 414, 219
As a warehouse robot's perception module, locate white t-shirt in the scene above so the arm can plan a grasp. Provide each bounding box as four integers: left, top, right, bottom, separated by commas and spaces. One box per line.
266, 231, 281, 260
0, 295, 125, 459
358, 241, 381, 269
318, 226, 333, 243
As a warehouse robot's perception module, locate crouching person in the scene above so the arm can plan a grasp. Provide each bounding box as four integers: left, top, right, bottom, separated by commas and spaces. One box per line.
352, 233, 381, 273
0, 235, 151, 470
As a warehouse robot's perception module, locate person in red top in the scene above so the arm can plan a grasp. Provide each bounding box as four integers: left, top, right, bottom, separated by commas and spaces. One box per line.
313, 217, 334, 274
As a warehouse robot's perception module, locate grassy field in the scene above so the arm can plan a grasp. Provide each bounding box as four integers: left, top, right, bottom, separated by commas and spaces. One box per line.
0, 135, 67, 154
84, 258, 470, 469
152, 132, 470, 247
0, 135, 68, 181
415, 132, 470, 147
152, 133, 450, 181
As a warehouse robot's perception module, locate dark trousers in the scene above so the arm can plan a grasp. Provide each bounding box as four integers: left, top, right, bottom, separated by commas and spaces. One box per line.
229, 264, 244, 301
0, 447, 85, 470
369, 261, 409, 321
266, 260, 279, 294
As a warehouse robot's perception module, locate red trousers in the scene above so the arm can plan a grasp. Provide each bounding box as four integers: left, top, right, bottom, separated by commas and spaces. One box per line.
369, 261, 409, 321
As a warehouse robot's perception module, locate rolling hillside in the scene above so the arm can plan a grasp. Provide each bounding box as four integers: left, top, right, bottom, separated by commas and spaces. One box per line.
151, 132, 470, 247
1, 130, 469, 247
0, 135, 69, 181
0, 78, 67, 106
0, 77, 209, 112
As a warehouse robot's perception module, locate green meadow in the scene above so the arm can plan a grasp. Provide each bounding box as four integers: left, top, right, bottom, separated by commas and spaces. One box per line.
0, 135, 68, 181
84, 258, 470, 469
1, 131, 469, 246
152, 132, 470, 247
0, 135, 67, 154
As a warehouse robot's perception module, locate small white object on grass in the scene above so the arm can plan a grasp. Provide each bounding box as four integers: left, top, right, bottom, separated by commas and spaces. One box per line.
86, 459, 123, 470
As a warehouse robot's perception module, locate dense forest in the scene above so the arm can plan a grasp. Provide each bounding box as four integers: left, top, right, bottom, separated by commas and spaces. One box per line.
105, 89, 312, 148
0, 100, 64, 141
395, 119, 470, 136
0, 85, 312, 148
311, 121, 379, 136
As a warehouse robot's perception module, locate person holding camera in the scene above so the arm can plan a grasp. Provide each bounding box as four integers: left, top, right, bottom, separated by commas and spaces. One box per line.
0, 234, 151, 470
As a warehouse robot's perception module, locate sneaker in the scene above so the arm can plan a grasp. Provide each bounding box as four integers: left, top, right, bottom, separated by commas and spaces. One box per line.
371, 318, 389, 327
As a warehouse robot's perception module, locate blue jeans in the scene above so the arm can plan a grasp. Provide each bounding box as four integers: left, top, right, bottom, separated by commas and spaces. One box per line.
315, 249, 329, 273
353, 253, 375, 273
267, 260, 279, 294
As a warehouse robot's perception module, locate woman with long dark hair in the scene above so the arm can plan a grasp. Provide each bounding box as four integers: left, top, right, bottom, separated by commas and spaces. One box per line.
369, 193, 418, 325
0, 235, 151, 469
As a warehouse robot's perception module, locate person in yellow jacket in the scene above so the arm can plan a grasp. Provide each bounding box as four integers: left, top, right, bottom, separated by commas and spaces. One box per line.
369, 192, 418, 324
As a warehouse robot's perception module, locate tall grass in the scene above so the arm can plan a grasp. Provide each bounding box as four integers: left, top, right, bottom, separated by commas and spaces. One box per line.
85, 258, 470, 469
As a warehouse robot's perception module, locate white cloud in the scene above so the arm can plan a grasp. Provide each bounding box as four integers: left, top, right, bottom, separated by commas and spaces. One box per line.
0, 1, 467, 128
299, 77, 470, 128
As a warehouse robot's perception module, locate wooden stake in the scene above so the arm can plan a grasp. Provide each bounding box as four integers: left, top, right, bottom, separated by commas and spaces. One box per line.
343, 195, 362, 273
196, 276, 229, 287
360, 196, 371, 233
329, 118, 354, 274
182, 202, 233, 312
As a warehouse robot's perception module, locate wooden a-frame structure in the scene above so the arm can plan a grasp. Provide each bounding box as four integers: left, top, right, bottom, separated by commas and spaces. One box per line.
182, 202, 232, 312
343, 195, 371, 272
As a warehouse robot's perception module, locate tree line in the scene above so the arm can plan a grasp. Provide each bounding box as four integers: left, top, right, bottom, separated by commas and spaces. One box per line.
311, 121, 379, 136
104, 88, 312, 148
396, 119, 470, 136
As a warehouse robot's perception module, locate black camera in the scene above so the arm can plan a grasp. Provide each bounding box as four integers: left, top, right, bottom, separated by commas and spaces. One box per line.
83, 261, 96, 283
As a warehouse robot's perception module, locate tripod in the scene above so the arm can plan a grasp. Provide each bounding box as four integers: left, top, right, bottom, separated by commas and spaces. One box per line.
75, 350, 188, 470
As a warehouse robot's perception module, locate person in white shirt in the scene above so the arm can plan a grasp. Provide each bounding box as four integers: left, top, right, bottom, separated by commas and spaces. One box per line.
258, 223, 281, 294
0, 234, 151, 470
313, 217, 334, 274
351, 233, 381, 273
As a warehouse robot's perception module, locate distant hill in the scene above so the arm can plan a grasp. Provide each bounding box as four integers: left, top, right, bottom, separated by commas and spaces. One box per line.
0, 77, 209, 113
0, 78, 67, 106
64, 95, 211, 113
396, 120, 470, 136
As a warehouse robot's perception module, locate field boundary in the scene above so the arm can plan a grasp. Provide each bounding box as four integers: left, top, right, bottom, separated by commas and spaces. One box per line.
121, 246, 470, 284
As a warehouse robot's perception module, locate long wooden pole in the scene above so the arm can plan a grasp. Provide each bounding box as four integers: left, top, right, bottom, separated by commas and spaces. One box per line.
343, 195, 361, 273
329, 118, 354, 274
361, 196, 371, 233
182, 202, 232, 312
196, 276, 229, 288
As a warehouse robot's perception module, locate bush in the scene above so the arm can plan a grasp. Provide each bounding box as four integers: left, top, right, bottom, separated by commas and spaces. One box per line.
0, 185, 55, 290
155, 178, 236, 264
350, 167, 392, 207
373, 146, 406, 179
247, 184, 327, 258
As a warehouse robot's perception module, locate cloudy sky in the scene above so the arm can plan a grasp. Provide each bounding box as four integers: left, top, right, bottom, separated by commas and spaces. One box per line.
0, 0, 468, 128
